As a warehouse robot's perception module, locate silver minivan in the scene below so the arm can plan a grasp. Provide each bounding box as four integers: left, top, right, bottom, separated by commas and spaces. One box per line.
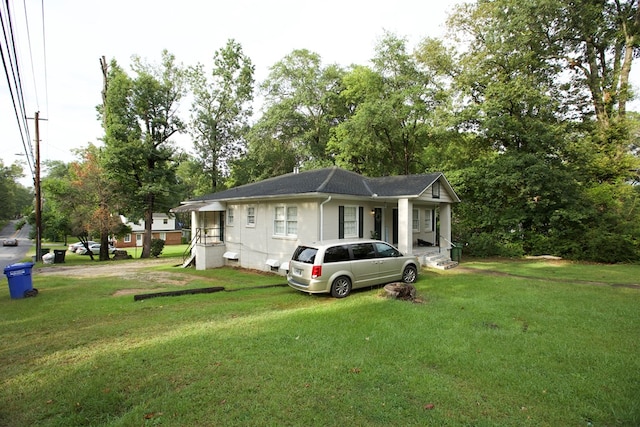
286, 239, 419, 298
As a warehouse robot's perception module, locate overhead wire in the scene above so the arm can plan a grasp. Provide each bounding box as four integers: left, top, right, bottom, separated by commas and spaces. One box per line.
0, 0, 35, 177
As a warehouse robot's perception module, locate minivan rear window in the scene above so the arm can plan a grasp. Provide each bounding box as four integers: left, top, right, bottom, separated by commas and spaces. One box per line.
323, 245, 350, 263
292, 246, 318, 263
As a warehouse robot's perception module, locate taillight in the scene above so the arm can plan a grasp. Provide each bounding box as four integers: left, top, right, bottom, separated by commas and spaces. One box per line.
311, 265, 322, 279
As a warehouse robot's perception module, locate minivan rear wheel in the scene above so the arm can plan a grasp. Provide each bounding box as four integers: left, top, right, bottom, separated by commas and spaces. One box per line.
402, 265, 417, 283
331, 276, 352, 298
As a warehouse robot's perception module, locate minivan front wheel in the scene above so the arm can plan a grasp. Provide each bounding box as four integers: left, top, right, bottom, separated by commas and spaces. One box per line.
402, 265, 417, 284
331, 276, 352, 298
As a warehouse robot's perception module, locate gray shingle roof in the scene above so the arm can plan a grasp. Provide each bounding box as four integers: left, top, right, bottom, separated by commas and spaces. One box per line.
189, 167, 447, 202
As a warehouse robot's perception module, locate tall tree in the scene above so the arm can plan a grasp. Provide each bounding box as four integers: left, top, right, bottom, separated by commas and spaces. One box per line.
101, 51, 186, 258
188, 39, 254, 192
0, 161, 31, 219
230, 49, 344, 182
328, 33, 449, 176
70, 146, 123, 261
448, 0, 640, 260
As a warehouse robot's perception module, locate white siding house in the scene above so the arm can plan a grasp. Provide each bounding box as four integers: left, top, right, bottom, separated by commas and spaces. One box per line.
172, 167, 460, 273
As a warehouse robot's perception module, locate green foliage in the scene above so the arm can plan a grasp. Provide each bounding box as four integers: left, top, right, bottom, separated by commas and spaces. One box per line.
101, 51, 186, 258
188, 39, 255, 193
329, 33, 450, 176
229, 49, 345, 184
0, 161, 32, 220
150, 238, 165, 257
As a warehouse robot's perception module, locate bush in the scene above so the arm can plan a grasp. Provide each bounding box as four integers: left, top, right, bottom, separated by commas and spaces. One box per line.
150, 239, 165, 258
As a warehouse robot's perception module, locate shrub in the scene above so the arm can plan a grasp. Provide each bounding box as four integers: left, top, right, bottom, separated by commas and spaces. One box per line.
150, 239, 165, 258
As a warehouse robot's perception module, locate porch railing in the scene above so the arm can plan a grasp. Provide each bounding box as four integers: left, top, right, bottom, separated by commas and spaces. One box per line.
197, 227, 224, 244
181, 227, 225, 265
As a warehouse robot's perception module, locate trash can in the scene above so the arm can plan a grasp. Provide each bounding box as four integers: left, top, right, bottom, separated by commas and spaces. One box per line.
53, 249, 66, 263
3, 262, 36, 299
451, 243, 462, 263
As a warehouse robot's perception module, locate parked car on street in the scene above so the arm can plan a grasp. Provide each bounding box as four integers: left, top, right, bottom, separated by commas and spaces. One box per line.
287, 239, 419, 298
2, 238, 18, 246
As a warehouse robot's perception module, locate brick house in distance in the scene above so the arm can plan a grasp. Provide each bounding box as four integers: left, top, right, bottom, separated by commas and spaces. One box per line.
117, 213, 182, 248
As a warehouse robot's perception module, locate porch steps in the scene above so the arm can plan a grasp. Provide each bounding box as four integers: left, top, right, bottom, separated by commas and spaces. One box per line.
423, 252, 459, 270
182, 253, 196, 268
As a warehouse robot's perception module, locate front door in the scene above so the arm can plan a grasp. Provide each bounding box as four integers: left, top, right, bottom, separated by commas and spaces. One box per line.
392, 209, 398, 245
374, 208, 382, 240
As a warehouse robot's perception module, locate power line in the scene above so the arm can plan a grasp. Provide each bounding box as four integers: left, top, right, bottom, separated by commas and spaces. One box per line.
0, 0, 35, 177
22, 0, 40, 109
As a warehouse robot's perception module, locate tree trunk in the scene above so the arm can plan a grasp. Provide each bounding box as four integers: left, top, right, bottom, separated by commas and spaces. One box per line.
141, 208, 152, 258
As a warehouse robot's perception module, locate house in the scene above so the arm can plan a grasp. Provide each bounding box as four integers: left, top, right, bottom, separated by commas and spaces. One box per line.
171, 167, 460, 273
117, 213, 183, 248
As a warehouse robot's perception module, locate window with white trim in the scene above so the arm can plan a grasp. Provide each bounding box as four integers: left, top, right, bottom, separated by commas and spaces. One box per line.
274, 206, 298, 237
159, 232, 166, 240
343, 206, 358, 237
412, 208, 420, 231
227, 208, 234, 225
424, 209, 433, 231
124, 234, 131, 243
246, 206, 256, 227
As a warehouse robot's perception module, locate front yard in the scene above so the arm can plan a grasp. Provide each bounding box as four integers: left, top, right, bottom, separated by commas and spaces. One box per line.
1, 258, 639, 426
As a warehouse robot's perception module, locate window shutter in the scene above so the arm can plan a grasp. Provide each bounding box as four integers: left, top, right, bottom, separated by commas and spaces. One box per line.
338, 206, 344, 239
358, 207, 364, 238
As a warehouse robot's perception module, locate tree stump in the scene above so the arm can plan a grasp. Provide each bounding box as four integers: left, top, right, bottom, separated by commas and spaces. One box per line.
383, 282, 416, 301
112, 250, 132, 260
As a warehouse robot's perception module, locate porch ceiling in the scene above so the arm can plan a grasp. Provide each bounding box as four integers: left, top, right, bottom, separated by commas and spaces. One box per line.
171, 201, 226, 213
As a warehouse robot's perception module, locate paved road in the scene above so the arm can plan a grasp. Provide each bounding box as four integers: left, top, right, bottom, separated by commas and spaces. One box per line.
0, 220, 32, 273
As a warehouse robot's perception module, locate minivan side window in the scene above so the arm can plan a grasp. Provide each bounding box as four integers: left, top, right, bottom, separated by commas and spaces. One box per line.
324, 245, 351, 263
374, 242, 401, 258
351, 243, 376, 260
292, 246, 318, 263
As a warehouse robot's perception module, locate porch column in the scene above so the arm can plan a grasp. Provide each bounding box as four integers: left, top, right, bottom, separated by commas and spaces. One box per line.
439, 203, 452, 251
191, 211, 199, 240
397, 198, 412, 254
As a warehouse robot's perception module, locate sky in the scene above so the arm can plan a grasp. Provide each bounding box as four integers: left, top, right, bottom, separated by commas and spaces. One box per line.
2, 0, 640, 188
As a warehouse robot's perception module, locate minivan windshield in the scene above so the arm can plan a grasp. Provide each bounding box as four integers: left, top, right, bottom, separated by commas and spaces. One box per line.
292, 246, 318, 263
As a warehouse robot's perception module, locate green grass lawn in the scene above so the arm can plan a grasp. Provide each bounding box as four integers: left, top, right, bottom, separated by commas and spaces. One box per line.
1, 259, 639, 426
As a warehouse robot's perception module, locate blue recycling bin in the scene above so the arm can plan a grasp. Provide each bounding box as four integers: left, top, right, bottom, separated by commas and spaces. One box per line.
3, 262, 35, 299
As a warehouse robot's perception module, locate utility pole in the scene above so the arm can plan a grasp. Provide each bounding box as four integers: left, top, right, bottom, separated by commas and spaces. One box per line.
28, 111, 45, 262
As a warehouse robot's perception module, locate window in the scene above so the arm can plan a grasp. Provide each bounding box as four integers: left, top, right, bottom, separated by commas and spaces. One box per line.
343, 206, 358, 237
227, 208, 234, 225
159, 232, 166, 240
374, 242, 400, 258
246, 206, 256, 227
351, 243, 376, 260
163, 218, 168, 225
432, 181, 440, 198
412, 208, 420, 231
424, 209, 433, 231
339, 206, 363, 239
291, 246, 317, 264
274, 206, 298, 236
124, 234, 131, 243
323, 245, 351, 263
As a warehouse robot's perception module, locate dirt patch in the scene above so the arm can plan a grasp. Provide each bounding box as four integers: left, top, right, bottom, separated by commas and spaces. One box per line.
112, 288, 153, 297
36, 258, 198, 293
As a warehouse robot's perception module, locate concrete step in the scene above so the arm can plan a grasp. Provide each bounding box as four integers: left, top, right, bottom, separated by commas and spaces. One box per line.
423, 253, 459, 270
